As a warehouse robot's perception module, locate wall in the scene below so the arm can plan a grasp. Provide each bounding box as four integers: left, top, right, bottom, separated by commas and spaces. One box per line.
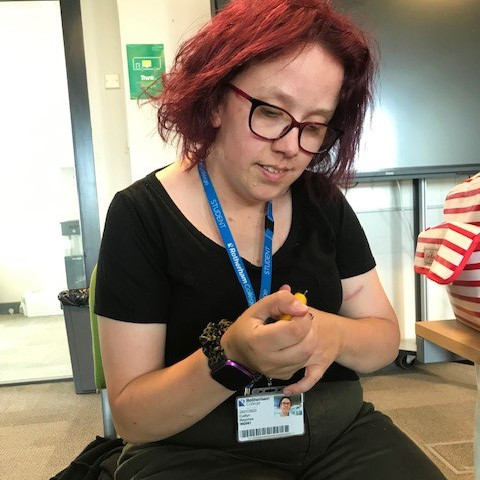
81, 0, 211, 226
80, 0, 131, 229
115, 0, 211, 182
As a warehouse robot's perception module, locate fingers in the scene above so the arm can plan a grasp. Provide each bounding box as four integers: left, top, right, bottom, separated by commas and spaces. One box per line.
283, 365, 324, 395
251, 290, 309, 322
249, 290, 313, 357
223, 290, 313, 378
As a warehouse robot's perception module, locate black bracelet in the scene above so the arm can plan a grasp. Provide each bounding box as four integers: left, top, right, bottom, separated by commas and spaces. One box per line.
199, 320, 262, 382
199, 319, 233, 369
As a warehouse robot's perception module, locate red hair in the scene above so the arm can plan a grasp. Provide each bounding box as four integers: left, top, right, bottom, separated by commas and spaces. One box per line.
155, 0, 376, 194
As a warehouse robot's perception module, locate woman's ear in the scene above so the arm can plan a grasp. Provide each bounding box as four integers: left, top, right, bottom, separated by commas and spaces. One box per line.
211, 105, 222, 128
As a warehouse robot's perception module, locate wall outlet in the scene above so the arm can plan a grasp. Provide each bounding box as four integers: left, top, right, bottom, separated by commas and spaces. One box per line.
104, 73, 120, 89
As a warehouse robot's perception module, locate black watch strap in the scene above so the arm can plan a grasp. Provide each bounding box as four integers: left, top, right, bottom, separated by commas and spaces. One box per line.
199, 320, 262, 387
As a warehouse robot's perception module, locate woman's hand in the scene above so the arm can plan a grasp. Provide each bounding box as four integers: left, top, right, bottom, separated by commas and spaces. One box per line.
220, 289, 316, 380
284, 268, 400, 395
282, 311, 343, 395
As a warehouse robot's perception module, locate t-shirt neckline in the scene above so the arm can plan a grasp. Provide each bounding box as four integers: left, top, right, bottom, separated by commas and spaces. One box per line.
145, 169, 301, 270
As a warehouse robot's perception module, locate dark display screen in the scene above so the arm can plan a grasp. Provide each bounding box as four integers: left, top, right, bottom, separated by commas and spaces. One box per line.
333, 0, 480, 177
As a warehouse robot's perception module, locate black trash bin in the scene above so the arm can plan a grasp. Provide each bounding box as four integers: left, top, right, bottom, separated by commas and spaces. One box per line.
58, 289, 96, 394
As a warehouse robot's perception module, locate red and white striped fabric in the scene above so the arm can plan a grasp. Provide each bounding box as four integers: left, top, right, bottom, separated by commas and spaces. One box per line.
414, 222, 480, 284
444, 172, 480, 227
447, 250, 480, 330
414, 172, 480, 331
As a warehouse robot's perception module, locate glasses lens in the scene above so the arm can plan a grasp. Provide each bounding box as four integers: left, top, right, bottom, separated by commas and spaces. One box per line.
250, 103, 339, 154
300, 124, 338, 154
250, 104, 292, 140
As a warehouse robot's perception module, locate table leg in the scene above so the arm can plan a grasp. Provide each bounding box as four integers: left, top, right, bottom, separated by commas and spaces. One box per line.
476, 364, 480, 480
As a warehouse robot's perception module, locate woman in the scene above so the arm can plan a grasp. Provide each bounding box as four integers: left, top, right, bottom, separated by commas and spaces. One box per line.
95, 0, 446, 478
279, 396, 292, 417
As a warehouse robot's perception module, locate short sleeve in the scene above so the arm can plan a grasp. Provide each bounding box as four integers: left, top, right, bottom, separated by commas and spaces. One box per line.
329, 191, 376, 279
94, 190, 171, 323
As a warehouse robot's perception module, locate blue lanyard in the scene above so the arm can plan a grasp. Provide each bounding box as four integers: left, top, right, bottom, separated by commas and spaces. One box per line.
198, 161, 274, 307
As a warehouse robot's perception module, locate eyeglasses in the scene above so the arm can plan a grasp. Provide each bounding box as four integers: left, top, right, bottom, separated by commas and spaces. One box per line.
227, 83, 342, 155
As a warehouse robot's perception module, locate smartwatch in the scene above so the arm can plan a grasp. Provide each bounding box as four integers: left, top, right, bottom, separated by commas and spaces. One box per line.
200, 320, 260, 391
210, 359, 254, 391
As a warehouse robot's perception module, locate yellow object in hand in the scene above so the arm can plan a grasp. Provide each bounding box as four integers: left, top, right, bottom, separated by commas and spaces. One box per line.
278, 291, 308, 321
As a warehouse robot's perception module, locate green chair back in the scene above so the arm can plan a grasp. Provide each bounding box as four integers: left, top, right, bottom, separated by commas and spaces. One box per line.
89, 265, 106, 390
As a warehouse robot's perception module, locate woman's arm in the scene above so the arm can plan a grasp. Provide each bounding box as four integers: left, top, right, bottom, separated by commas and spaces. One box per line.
283, 267, 400, 395
98, 290, 310, 444
98, 317, 231, 444
335, 267, 400, 370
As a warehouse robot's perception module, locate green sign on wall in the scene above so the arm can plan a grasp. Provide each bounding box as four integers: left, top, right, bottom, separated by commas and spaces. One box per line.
126, 44, 165, 100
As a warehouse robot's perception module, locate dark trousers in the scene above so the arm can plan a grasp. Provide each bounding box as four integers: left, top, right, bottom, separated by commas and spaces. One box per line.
115, 380, 446, 480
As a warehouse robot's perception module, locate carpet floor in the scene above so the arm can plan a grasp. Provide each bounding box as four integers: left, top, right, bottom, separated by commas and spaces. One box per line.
0, 361, 476, 480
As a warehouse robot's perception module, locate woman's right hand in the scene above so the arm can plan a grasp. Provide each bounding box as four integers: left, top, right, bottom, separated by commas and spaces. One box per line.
220, 290, 315, 380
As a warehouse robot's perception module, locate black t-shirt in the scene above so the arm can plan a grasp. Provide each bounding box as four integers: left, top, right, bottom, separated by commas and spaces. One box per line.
95, 170, 376, 382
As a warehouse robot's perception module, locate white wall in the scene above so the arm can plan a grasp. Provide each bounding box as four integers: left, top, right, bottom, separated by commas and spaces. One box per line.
115, 0, 211, 182
80, 0, 132, 229
81, 0, 211, 226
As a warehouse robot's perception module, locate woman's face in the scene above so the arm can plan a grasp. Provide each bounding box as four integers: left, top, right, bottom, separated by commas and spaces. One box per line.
207, 43, 344, 206
280, 398, 292, 416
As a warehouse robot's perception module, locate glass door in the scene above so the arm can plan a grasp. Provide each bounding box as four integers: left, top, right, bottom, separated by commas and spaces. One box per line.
0, 1, 83, 384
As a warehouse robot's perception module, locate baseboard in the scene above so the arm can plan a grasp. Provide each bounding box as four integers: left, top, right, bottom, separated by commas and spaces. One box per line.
0, 302, 21, 314
0, 376, 74, 388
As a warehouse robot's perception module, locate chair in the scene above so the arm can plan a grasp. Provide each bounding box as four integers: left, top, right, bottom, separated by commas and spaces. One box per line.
89, 265, 117, 439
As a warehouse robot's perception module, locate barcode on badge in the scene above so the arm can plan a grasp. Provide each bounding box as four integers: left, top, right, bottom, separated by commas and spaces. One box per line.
240, 425, 290, 438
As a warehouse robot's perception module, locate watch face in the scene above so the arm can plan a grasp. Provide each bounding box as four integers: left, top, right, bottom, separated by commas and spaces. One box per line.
211, 360, 253, 391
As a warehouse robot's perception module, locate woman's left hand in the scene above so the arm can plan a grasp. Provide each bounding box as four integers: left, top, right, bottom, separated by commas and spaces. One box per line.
283, 268, 400, 395
282, 310, 343, 395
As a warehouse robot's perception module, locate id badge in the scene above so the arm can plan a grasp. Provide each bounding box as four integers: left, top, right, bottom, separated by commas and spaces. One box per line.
236, 386, 305, 442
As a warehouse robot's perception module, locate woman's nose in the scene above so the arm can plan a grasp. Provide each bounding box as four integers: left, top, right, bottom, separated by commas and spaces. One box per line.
271, 127, 300, 157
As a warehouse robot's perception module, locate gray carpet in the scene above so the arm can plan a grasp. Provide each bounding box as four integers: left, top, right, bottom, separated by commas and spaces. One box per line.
0, 381, 103, 480
361, 362, 476, 479
0, 361, 476, 479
